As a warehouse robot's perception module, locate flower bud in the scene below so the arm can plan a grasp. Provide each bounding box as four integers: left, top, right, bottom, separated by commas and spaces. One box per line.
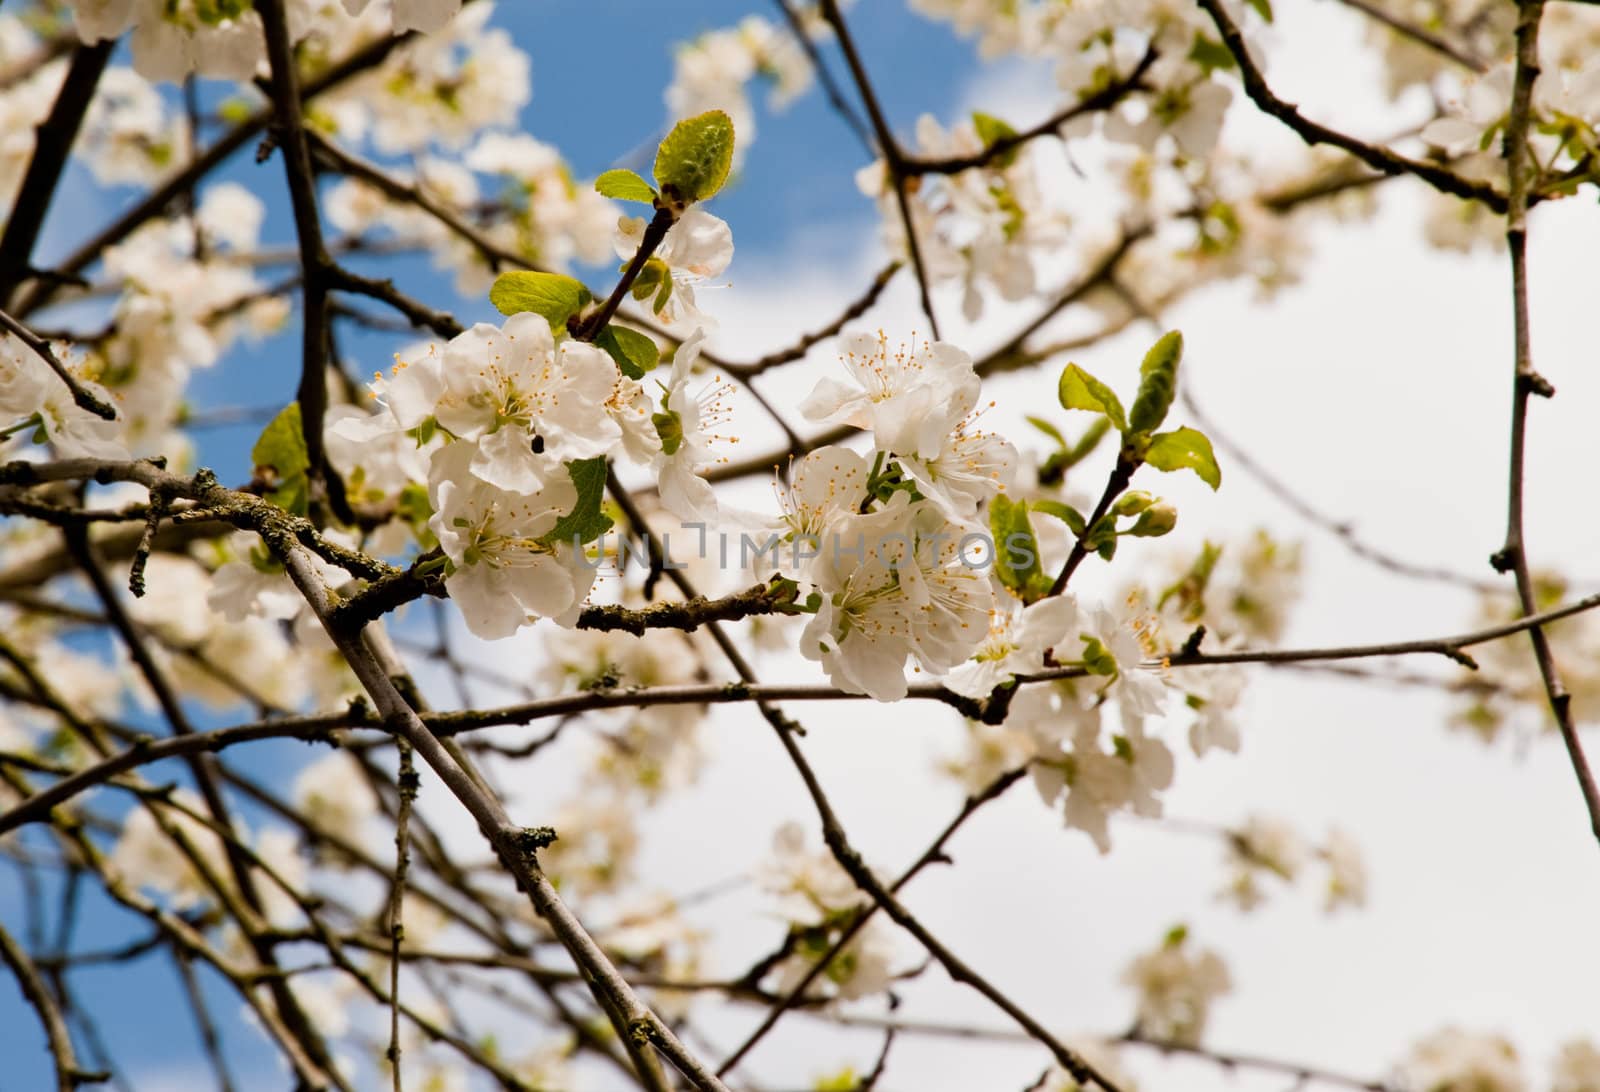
1129, 502, 1178, 537
1112, 490, 1157, 517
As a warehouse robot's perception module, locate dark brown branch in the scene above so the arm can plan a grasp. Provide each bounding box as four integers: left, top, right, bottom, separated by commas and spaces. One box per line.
0, 923, 108, 1090
900, 47, 1157, 176
572, 206, 676, 342
1197, 0, 1509, 213
308, 131, 518, 274
0, 41, 113, 305
818, 0, 942, 337
1330, 0, 1488, 73
257, 0, 339, 523
0, 308, 116, 420
327, 558, 800, 635
12, 31, 412, 318
1492, 0, 1600, 846
721, 262, 901, 378
325, 265, 465, 339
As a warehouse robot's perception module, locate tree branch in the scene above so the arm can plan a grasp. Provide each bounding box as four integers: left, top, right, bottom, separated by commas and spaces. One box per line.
275, 541, 731, 1091
0, 41, 113, 305
1197, 0, 1509, 212
1490, 0, 1600, 846
0, 308, 116, 420
818, 0, 942, 337
0, 923, 108, 1090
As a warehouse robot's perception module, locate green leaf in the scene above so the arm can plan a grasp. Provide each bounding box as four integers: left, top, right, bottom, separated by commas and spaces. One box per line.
251, 402, 310, 516
1078, 635, 1117, 676
396, 483, 437, 552
1244, 0, 1273, 22
1030, 499, 1086, 536
654, 109, 736, 204
1040, 418, 1113, 486
488, 271, 591, 332
989, 494, 1050, 602
594, 168, 658, 204
1024, 415, 1066, 447
540, 458, 614, 547
595, 325, 660, 380
252, 403, 309, 481
1129, 330, 1183, 434
1144, 427, 1222, 490
1158, 540, 1222, 618
1188, 33, 1237, 74
652, 410, 684, 456
1057, 364, 1127, 433
971, 111, 1020, 167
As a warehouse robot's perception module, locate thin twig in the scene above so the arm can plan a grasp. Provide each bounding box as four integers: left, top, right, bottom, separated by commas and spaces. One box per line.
276, 541, 732, 1091
1329, 0, 1488, 73
768, 0, 875, 153
1492, 0, 1600, 846
717, 769, 1027, 1075
0, 308, 116, 420
0, 40, 113, 305
900, 48, 1157, 176
1196, 0, 1509, 212
0, 923, 108, 1090
721, 262, 901, 378
818, 0, 942, 337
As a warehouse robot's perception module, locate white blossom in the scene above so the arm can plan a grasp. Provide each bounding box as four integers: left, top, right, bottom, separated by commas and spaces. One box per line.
800, 331, 979, 460
617, 208, 733, 328
428, 444, 592, 641
945, 594, 1079, 699
428, 312, 620, 495
1123, 927, 1231, 1046
1400, 1028, 1526, 1092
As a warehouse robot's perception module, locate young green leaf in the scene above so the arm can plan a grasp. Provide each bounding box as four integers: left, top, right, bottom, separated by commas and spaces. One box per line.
971, 111, 1020, 167
251, 402, 310, 516
1128, 330, 1183, 433
1030, 498, 1086, 536
1024, 415, 1066, 446
594, 168, 658, 204
252, 402, 309, 482
1058, 364, 1128, 433
989, 494, 1050, 602
1144, 426, 1222, 490
540, 458, 614, 547
654, 109, 736, 204
488, 271, 591, 331
1188, 34, 1237, 74
594, 325, 661, 380
652, 410, 684, 456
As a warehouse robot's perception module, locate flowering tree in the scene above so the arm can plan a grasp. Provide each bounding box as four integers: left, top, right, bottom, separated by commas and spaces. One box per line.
1, 0, 1599, 1090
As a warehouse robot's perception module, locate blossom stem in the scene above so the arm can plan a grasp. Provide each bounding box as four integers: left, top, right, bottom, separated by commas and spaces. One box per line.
573, 205, 677, 342
1047, 456, 1136, 597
